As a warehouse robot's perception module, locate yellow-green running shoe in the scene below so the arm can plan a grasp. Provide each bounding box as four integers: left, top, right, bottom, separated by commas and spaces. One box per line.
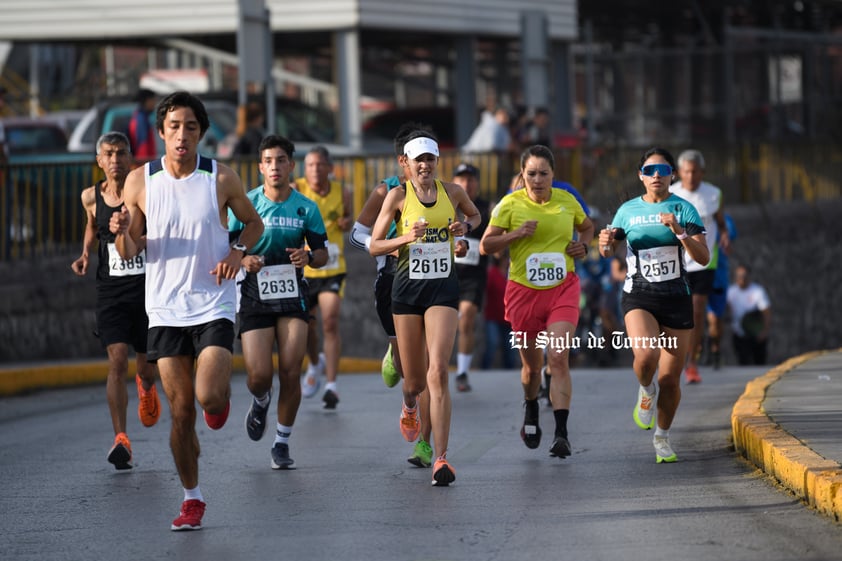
381, 343, 400, 388
653, 435, 678, 463
407, 439, 433, 468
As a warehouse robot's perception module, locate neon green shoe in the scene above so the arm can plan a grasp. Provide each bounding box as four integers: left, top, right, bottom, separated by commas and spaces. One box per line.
654, 435, 678, 463
381, 344, 400, 388
407, 439, 433, 468
633, 386, 656, 430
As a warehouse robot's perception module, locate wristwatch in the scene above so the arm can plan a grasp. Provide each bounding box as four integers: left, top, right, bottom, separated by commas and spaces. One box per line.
231, 243, 248, 254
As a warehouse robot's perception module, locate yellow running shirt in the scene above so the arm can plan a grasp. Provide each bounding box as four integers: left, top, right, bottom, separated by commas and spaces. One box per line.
489, 187, 586, 290
296, 178, 347, 277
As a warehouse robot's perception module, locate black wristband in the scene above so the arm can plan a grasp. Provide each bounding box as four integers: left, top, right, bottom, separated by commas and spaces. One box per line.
307, 250, 315, 264
465, 222, 473, 235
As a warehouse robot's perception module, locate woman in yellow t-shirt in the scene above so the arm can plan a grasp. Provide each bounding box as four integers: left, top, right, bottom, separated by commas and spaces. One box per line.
480, 145, 594, 459
370, 131, 480, 487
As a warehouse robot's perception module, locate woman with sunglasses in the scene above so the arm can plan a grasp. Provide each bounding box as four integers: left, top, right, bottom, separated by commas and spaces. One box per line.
598, 147, 709, 463
480, 145, 594, 459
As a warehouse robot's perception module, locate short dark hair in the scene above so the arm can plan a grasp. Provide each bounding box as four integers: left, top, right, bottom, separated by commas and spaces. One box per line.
520, 144, 555, 170
306, 145, 331, 164
638, 147, 677, 170
156, 91, 210, 136
258, 134, 295, 159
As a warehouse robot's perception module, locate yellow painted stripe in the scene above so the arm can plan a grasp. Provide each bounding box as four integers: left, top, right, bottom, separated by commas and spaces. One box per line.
0, 355, 381, 397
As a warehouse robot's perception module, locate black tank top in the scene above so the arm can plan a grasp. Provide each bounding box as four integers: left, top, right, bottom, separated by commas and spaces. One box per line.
94, 181, 145, 301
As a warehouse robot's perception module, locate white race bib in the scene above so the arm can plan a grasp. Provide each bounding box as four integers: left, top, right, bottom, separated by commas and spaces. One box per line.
323, 241, 341, 271
638, 245, 680, 282
409, 242, 452, 280
525, 252, 567, 287
454, 240, 481, 266
107, 243, 146, 277
257, 264, 299, 300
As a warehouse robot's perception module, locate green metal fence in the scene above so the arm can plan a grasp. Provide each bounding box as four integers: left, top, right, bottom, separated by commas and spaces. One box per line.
2, 143, 839, 261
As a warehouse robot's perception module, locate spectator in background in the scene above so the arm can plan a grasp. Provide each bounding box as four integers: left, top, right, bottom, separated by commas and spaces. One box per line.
521, 107, 551, 147
705, 214, 737, 369
0, 85, 12, 118
232, 101, 266, 157
128, 89, 157, 161
463, 106, 511, 154
481, 252, 518, 370
727, 265, 771, 365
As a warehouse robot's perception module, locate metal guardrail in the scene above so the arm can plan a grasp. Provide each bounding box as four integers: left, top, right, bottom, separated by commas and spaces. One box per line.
2, 144, 839, 261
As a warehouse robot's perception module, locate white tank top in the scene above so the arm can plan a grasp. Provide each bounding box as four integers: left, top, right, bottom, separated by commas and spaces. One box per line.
144, 156, 236, 327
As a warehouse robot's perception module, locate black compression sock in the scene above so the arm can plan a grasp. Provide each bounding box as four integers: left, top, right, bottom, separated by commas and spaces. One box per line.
553, 409, 569, 438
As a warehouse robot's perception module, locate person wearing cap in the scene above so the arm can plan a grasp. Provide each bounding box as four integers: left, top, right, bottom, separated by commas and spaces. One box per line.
451, 162, 492, 393
369, 130, 480, 487
128, 89, 158, 161
480, 145, 594, 460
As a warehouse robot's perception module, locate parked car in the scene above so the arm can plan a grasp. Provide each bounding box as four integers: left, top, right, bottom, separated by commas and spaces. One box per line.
68, 97, 236, 158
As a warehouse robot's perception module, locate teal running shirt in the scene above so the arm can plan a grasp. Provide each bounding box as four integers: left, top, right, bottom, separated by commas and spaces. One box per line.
229, 187, 327, 314
611, 194, 705, 296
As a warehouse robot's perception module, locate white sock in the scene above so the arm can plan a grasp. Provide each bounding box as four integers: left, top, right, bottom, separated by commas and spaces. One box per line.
643, 382, 656, 395
254, 391, 271, 407
184, 486, 204, 502
654, 427, 669, 438
325, 382, 337, 393
275, 423, 292, 445
457, 353, 472, 374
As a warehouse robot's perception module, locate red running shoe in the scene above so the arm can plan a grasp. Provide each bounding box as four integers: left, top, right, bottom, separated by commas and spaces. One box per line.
204, 400, 230, 430
171, 499, 206, 531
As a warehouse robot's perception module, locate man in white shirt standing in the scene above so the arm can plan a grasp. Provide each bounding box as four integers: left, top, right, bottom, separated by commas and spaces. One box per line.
669, 150, 729, 384
727, 265, 772, 365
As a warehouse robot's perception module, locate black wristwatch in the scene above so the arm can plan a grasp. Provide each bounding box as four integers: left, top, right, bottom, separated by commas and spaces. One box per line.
231, 243, 248, 255
465, 222, 473, 235
306, 250, 315, 264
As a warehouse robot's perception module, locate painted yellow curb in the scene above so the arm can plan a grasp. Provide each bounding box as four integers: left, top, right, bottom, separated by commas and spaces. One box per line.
731, 349, 842, 520
0, 355, 381, 397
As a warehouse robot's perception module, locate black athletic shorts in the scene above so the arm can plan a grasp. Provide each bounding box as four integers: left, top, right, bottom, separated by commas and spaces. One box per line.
146, 319, 234, 362
238, 310, 309, 336
306, 274, 346, 310
621, 291, 694, 330
392, 299, 459, 315
374, 264, 396, 337
458, 273, 486, 309
95, 298, 148, 352
685, 269, 716, 296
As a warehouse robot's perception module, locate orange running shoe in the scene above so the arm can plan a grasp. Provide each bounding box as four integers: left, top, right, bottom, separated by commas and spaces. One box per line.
107, 432, 133, 470
432, 456, 456, 486
399, 402, 420, 442
685, 364, 702, 384
136, 374, 161, 427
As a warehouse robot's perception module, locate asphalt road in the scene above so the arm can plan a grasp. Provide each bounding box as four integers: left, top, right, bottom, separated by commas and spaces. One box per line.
2, 366, 841, 561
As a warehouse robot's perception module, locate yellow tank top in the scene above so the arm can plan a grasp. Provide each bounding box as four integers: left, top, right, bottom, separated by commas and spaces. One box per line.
296, 178, 347, 277
395, 179, 455, 279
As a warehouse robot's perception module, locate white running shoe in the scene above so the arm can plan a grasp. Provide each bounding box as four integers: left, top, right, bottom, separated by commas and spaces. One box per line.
653, 435, 678, 463
633, 386, 656, 430
301, 359, 323, 398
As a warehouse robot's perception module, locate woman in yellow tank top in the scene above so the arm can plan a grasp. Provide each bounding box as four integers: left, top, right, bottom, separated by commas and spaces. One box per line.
370, 132, 480, 487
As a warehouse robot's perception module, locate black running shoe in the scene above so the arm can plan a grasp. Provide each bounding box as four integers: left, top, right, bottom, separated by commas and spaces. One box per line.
549, 436, 572, 458
245, 390, 272, 441
455, 372, 471, 392
520, 399, 542, 449
322, 389, 340, 409
270, 442, 295, 470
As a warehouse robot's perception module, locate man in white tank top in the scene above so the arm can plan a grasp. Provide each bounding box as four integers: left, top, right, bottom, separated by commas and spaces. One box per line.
110, 91, 264, 531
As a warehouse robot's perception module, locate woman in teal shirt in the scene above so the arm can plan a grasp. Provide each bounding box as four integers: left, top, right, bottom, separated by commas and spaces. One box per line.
598, 147, 709, 464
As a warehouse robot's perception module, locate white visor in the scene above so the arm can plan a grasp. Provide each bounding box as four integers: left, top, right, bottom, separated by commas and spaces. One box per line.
403, 137, 440, 159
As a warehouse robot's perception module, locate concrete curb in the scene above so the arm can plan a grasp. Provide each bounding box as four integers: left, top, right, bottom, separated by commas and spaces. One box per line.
0, 355, 381, 397
731, 349, 842, 521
